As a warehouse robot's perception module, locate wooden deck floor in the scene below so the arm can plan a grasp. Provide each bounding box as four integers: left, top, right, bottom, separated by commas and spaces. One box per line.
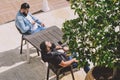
0, 0, 70, 24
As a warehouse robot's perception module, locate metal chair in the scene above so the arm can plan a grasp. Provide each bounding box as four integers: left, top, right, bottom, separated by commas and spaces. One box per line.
15, 25, 40, 56
47, 63, 75, 80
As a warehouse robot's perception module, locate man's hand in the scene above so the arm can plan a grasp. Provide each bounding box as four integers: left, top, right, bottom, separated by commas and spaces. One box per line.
72, 58, 78, 63
56, 45, 62, 49
32, 21, 36, 25
41, 23, 45, 27
63, 46, 69, 51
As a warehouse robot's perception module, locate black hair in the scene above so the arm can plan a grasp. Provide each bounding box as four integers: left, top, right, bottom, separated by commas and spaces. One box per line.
40, 41, 57, 54
40, 41, 48, 54
21, 3, 30, 9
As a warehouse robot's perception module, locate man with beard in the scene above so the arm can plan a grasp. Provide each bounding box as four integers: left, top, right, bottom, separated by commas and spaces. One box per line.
15, 3, 45, 35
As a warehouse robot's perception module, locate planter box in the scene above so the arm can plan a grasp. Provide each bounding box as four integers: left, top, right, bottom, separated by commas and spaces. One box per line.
85, 67, 113, 80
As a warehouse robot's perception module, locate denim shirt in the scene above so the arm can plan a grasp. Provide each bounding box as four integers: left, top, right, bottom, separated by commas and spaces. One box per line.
15, 11, 42, 34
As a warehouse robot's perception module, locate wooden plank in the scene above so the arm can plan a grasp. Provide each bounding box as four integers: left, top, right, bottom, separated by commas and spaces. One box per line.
46, 26, 63, 41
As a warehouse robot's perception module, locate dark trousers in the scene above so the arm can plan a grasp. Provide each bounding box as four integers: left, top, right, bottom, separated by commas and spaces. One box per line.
68, 56, 90, 73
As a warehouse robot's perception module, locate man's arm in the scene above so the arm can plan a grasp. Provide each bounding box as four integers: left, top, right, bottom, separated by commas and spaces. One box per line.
29, 13, 45, 27
16, 16, 31, 33
56, 45, 69, 52
29, 13, 41, 24
59, 58, 78, 67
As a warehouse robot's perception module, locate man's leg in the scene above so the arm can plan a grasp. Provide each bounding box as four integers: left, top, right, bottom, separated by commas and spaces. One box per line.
33, 27, 45, 33
72, 52, 90, 73
68, 56, 78, 68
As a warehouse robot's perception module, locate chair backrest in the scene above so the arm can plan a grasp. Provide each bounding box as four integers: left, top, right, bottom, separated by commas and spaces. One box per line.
23, 26, 63, 51
15, 25, 23, 35
48, 62, 71, 74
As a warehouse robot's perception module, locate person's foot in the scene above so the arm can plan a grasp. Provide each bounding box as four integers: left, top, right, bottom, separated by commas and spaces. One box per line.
84, 65, 90, 73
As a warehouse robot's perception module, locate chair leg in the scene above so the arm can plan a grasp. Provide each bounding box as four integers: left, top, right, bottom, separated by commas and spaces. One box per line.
70, 68, 75, 80
36, 49, 40, 56
56, 70, 60, 80
20, 37, 24, 54
47, 67, 50, 80
24, 40, 27, 45
56, 75, 59, 80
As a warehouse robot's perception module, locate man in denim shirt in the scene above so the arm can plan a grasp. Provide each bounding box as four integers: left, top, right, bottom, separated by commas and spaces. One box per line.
15, 3, 45, 34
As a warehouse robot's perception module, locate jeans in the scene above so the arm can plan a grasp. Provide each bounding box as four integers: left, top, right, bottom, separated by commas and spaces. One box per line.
33, 26, 45, 34
68, 56, 90, 73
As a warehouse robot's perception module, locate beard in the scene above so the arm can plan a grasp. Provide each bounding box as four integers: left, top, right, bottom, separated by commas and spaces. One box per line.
22, 12, 27, 17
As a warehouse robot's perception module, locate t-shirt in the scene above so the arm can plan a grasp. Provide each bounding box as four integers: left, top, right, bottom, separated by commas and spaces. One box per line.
41, 43, 66, 67
25, 15, 38, 30
42, 53, 62, 67
41, 42, 70, 68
